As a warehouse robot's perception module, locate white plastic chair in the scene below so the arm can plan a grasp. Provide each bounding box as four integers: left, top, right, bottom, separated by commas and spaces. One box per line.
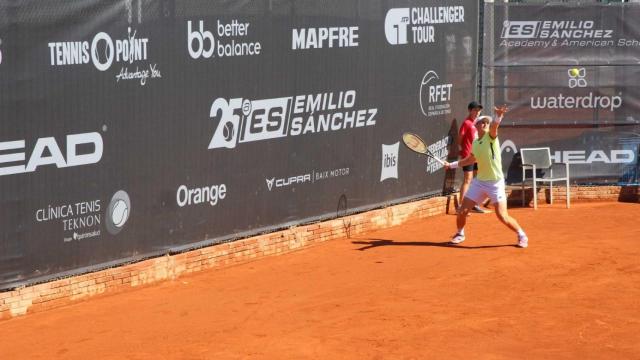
520, 147, 570, 209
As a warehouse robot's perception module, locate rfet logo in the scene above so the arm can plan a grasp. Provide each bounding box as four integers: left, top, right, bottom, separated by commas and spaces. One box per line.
419, 70, 452, 117
380, 142, 399, 182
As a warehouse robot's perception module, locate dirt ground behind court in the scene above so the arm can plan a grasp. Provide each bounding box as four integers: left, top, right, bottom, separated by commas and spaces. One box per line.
0, 202, 639, 359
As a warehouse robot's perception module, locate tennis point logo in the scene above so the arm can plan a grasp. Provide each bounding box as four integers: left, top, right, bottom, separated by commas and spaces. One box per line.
419, 70, 452, 117
207, 90, 377, 150
385, 6, 465, 45
48, 28, 161, 85
530, 68, 622, 111
380, 142, 399, 182
187, 19, 261, 59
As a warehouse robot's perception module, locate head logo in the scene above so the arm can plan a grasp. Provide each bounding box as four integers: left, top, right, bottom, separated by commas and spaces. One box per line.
500, 139, 518, 155
568, 68, 587, 88
106, 190, 130, 235
380, 142, 399, 182
266, 178, 275, 191
419, 70, 452, 117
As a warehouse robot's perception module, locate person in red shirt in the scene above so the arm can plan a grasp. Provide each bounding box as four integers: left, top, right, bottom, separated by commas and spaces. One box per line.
458, 101, 489, 213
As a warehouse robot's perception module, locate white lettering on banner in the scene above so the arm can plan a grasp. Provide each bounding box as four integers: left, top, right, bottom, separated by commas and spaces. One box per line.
0, 132, 103, 176
550, 150, 636, 164
48, 28, 160, 85
35, 190, 130, 242
426, 136, 450, 174
385, 6, 464, 45
176, 183, 227, 207
187, 20, 261, 59
530, 68, 623, 112
380, 142, 399, 182
267, 167, 350, 191
292, 27, 359, 49
501, 140, 636, 165
207, 90, 377, 150
496, 20, 639, 49
419, 70, 453, 117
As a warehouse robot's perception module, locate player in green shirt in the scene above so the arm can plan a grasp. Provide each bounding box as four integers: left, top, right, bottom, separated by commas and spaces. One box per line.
444, 105, 528, 248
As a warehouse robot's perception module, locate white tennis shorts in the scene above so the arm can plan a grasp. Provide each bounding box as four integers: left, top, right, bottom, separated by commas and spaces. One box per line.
464, 178, 507, 205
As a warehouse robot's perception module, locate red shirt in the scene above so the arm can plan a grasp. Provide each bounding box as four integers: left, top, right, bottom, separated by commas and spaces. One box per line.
458, 116, 477, 158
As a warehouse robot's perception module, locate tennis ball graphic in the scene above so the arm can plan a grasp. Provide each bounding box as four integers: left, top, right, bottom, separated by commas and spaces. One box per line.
111, 199, 129, 228
569, 68, 580, 77
106, 190, 131, 235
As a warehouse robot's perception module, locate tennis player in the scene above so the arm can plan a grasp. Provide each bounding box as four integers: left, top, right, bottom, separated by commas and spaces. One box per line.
459, 101, 489, 214
444, 105, 528, 248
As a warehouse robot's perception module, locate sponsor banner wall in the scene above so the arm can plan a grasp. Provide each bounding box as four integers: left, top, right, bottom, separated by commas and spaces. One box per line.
0, 1, 479, 289
484, 3, 640, 184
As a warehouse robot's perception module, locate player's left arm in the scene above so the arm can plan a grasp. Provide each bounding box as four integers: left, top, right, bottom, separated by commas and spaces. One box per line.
490, 105, 508, 139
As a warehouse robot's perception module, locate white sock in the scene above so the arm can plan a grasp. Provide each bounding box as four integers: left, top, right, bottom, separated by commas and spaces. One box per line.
517, 229, 526, 237
458, 229, 465, 236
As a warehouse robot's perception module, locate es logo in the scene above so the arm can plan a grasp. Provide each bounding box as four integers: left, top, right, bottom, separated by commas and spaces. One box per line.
0, 132, 103, 176
380, 142, 399, 182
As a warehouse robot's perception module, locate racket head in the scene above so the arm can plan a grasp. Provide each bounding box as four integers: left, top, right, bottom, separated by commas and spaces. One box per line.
402, 132, 428, 154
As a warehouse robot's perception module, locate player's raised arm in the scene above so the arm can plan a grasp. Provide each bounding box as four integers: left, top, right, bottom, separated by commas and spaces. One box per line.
489, 105, 508, 139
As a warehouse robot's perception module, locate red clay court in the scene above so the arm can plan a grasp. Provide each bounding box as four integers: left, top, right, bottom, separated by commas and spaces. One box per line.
0, 202, 639, 359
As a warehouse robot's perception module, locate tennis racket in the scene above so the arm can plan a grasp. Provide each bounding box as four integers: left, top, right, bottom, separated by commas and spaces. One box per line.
401, 132, 446, 166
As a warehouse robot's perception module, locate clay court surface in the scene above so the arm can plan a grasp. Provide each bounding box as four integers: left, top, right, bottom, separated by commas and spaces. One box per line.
0, 202, 639, 359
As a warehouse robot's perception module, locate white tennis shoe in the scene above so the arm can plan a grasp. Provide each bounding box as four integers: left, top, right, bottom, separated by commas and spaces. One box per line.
450, 233, 465, 244
517, 234, 528, 248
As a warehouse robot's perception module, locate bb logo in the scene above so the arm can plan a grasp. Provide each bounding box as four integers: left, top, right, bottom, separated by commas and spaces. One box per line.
380, 142, 399, 182
384, 8, 410, 45
106, 190, 131, 235
568, 68, 587, 88
188, 20, 215, 59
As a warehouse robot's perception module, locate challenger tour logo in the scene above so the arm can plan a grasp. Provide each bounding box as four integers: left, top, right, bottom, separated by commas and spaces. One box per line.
207, 90, 377, 149
385, 6, 465, 45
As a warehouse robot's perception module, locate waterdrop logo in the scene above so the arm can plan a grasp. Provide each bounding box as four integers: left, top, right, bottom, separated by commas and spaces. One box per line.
568, 68, 587, 88
380, 142, 399, 182
105, 190, 131, 235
